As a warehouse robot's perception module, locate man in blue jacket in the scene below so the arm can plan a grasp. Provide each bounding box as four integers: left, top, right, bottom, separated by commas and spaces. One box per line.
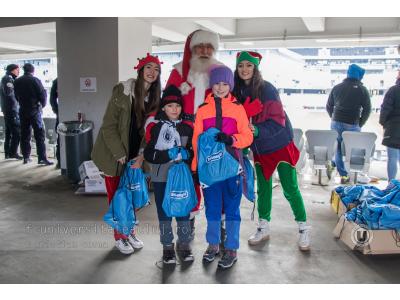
14, 63, 53, 165
326, 64, 371, 184
0, 64, 22, 160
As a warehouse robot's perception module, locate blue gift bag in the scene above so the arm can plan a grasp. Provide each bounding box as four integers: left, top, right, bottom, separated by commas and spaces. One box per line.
163, 162, 197, 217
103, 163, 135, 235
242, 156, 255, 202
103, 161, 149, 234
124, 161, 150, 209
197, 127, 242, 188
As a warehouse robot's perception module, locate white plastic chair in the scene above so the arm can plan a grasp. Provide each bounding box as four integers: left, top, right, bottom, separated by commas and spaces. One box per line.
341, 131, 377, 184
305, 129, 338, 185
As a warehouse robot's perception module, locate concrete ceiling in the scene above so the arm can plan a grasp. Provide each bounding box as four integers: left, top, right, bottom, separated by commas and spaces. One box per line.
0, 17, 400, 58
149, 17, 400, 51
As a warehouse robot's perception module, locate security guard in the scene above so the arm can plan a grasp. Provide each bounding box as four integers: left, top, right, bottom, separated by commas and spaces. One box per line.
14, 63, 53, 165
0, 64, 22, 160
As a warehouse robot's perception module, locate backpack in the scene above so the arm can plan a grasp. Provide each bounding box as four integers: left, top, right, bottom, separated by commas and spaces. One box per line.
197, 127, 242, 188
163, 161, 197, 217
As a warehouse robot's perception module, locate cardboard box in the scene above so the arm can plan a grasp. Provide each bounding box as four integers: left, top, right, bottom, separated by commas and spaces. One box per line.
79, 160, 102, 182
333, 215, 400, 255
330, 190, 356, 217
84, 174, 106, 193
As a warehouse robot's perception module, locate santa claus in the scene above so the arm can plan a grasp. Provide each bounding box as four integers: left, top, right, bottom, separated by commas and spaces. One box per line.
166, 29, 223, 122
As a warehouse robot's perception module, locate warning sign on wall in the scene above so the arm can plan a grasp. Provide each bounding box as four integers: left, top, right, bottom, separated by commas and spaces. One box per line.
80, 77, 97, 92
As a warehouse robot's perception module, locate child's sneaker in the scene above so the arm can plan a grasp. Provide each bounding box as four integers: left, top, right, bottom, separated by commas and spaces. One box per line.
115, 238, 134, 255
248, 219, 270, 245
162, 244, 176, 265
297, 222, 311, 251
176, 243, 194, 262
128, 233, 144, 249
217, 249, 237, 269
202, 245, 219, 262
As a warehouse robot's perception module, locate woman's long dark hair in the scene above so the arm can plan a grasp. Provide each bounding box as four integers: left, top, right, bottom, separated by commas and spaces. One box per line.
233, 66, 264, 103
133, 67, 161, 127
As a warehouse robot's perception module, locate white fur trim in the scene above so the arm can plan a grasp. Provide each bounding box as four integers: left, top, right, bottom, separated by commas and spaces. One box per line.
190, 210, 200, 219
173, 61, 183, 76
188, 71, 210, 112
190, 30, 220, 50
180, 82, 192, 96
121, 78, 135, 97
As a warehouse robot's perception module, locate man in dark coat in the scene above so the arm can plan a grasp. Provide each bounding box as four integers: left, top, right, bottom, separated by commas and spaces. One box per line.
0, 64, 22, 159
380, 72, 400, 182
14, 63, 53, 165
326, 63, 371, 184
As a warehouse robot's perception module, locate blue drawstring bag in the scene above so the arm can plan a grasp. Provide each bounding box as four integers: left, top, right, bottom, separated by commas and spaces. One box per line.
163, 161, 197, 217
241, 156, 255, 202
379, 204, 400, 229
361, 200, 385, 230
197, 127, 242, 188
124, 161, 150, 209
103, 164, 136, 235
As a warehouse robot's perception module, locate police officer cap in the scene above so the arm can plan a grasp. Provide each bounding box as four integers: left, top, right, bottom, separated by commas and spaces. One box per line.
23, 63, 35, 73
6, 64, 19, 73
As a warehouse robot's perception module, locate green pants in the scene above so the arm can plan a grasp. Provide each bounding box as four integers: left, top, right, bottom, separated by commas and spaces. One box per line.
255, 162, 306, 222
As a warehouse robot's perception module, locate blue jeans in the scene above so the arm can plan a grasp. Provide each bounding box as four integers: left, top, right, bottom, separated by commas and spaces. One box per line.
387, 147, 400, 181
330, 121, 361, 176
153, 182, 191, 246
203, 175, 242, 250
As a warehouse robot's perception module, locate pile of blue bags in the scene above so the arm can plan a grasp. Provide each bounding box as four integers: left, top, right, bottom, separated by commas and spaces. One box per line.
335, 180, 400, 230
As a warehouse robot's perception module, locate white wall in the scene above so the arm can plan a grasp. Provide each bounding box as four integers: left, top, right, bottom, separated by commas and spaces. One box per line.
118, 18, 152, 82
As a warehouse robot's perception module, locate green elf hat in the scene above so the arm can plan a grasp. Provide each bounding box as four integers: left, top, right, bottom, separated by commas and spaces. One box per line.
236, 51, 263, 68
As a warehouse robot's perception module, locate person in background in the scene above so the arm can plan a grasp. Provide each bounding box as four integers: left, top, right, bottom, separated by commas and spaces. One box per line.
380, 71, 400, 186
326, 64, 371, 184
0, 64, 22, 160
91, 53, 162, 255
14, 63, 53, 165
233, 51, 311, 252
49, 78, 60, 168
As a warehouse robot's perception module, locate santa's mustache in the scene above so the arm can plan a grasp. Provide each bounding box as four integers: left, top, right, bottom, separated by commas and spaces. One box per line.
190, 55, 218, 73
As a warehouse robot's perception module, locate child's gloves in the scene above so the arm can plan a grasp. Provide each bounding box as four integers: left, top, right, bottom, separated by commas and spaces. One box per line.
168, 147, 180, 160
243, 96, 263, 118
215, 132, 234, 146
179, 148, 189, 160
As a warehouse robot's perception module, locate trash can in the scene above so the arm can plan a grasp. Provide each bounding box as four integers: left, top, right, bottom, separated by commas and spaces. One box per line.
57, 121, 94, 182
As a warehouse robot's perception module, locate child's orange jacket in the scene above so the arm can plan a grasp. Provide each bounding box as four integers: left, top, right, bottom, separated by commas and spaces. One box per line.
191, 92, 253, 171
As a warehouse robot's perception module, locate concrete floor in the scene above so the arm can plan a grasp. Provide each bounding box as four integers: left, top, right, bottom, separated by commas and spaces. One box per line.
1, 154, 400, 284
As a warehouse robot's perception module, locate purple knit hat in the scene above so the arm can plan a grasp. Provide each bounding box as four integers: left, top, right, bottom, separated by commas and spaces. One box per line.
209, 65, 234, 91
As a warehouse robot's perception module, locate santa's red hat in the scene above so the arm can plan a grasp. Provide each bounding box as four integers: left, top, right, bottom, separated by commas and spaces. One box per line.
134, 53, 163, 72
181, 30, 220, 82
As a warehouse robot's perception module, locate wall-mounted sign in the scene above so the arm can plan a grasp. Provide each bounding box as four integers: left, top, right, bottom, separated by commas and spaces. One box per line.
80, 77, 97, 92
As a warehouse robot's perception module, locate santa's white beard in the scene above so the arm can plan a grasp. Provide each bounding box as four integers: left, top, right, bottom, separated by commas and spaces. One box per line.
189, 55, 218, 74
188, 55, 221, 112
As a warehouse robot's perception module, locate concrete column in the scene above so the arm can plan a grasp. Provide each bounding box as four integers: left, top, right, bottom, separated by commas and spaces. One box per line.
56, 17, 152, 170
